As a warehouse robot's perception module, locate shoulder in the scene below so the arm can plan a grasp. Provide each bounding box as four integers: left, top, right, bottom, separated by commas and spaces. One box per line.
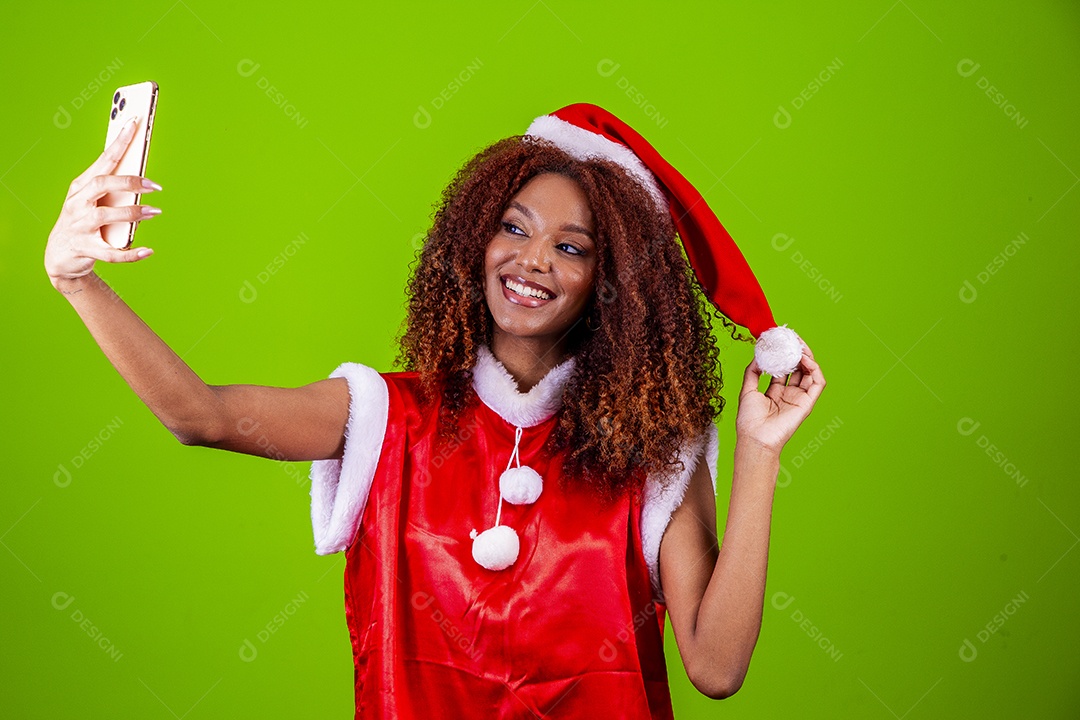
640, 422, 719, 596
316, 365, 426, 449
329, 366, 423, 405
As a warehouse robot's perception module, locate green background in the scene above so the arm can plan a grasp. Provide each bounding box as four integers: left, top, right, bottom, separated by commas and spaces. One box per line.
2, 1, 1078, 717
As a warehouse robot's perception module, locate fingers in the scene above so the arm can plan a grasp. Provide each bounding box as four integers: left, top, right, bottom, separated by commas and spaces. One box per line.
67, 173, 161, 209
784, 338, 815, 387
797, 352, 827, 401
765, 345, 826, 405
69, 116, 140, 196
46, 132, 161, 283
741, 340, 827, 406
74, 202, 161, 232
765, 375, 788, 404
739, 357, 763, 400
85, 235, 154, 264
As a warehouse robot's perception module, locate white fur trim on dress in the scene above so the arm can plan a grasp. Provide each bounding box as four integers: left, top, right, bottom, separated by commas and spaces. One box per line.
525, 114, 668, 213
472, 344, 577, 428
640, 421, 719, 599
309, 362, 389, 555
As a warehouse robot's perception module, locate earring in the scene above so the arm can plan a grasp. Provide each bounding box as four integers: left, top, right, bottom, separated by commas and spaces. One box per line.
586, 313, 601, 332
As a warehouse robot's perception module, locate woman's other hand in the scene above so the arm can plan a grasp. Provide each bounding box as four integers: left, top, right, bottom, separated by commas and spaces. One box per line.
45, 117, 161, 290
735, 338, 827, 454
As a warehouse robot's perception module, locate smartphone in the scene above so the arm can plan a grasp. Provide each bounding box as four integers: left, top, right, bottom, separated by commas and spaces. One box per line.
101, 81, 158, 250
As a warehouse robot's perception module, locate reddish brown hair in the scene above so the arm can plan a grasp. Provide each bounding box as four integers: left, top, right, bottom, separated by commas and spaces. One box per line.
394, 135, 739, 502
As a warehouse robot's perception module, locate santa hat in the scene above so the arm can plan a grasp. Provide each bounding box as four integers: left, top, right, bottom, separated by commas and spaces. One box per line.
525, 103, 803, 376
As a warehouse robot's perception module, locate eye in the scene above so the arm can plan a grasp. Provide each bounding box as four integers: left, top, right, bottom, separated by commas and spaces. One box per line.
501, 221, 525, 236
558, 243, 585, 256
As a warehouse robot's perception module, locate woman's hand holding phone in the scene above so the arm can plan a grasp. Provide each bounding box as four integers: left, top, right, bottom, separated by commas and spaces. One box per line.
44, 116, 162, 291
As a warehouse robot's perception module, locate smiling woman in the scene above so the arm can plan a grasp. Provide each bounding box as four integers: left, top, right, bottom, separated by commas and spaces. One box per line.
45, 100, 824, 719
398, 129, 728, 502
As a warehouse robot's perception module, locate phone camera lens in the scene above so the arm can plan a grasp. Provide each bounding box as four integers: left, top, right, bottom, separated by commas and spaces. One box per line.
119, 98, 126, 111
113, 91, 120, 104
111, 108, 117, 120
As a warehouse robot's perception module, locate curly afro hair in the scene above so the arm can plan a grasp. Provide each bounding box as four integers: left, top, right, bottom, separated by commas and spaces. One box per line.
394, 134, 743, 504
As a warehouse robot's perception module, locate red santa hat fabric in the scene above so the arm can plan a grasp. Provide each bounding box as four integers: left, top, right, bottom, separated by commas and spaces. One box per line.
525, 102, 803, 377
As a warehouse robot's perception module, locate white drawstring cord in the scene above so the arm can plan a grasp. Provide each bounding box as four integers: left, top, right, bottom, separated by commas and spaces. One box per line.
494, 426, 523, 528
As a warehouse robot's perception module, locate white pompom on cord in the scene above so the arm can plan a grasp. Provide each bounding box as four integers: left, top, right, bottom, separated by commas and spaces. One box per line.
500, 466, 543, 505
470, 525, 520, 571
754, 325, 804, 376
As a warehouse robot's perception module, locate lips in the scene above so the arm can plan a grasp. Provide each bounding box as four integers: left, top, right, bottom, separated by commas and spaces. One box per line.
501, 274, 556, 298
499, 274, 556, 308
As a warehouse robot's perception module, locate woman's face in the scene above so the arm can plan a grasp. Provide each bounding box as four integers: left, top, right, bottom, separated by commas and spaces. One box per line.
484, 172, 598, 354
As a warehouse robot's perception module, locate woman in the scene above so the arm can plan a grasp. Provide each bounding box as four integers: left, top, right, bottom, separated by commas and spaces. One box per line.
45, 103, 826, 718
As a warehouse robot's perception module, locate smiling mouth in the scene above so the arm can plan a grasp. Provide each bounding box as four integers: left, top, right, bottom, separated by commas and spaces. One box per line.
500, 275, 555, 306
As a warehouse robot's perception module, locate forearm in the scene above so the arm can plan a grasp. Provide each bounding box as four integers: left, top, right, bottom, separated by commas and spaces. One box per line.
692, 437, 779, 695
56, 271, 223, 443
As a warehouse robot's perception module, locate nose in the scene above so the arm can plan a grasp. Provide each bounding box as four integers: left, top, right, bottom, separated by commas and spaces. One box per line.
518, 235, 551, 273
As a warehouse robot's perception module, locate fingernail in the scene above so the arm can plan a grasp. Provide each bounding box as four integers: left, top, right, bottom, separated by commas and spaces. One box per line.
126, 115, 140, 132
137, 248, 153, 258
142, 178, 163, 191
141, 206, 162, 216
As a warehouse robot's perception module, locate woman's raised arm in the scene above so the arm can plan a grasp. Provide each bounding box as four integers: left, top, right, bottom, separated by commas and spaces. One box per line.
46, 119, 350, 463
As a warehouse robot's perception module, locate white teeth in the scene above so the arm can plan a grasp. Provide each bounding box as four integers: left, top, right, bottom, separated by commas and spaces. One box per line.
504, 278, 551, 300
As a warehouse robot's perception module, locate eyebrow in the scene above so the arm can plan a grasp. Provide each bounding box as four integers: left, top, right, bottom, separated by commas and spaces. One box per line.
508, 201, 595, 241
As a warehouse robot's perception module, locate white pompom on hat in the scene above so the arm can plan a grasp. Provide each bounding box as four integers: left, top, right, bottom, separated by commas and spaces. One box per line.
525, 103, 805, 376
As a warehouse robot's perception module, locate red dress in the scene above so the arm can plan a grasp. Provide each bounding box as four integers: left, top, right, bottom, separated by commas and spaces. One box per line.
309, 345, 717, 719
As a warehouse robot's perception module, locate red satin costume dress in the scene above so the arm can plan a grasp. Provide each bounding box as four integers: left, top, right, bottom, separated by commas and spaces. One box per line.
309, 344, 718, 719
